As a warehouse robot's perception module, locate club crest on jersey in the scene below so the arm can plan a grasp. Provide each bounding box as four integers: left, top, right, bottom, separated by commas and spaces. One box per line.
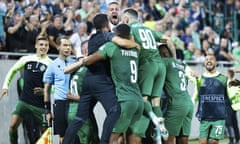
40, 65, 46, 72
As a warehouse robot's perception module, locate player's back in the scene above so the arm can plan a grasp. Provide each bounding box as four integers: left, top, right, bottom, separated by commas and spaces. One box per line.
102, 42, 142, 102
163, 58, 191, 104
130, 22, 161, 64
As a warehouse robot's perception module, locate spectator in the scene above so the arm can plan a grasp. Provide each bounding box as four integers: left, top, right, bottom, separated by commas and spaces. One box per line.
51, 0, 63, 16
47, 13, 73, 54
180, 26, 193, 48
215, 37, 232, 62
69, 22, 88, 58
231, 41, 240, 68
23, 14, 49, 53
76, 0, 88, 21
5, 13, 25, 54
184, 42, 195, 60
37, 0, 54, 16
22, 4, 34, 19
192, 49, 205, 63
106, 0, 121, 30
143, 0, 160, 20
190, 21, 201, 50
201, 39, 214, 56
189, 1, 202, 22
176, 9, 190, 33
0, 0, 6, 48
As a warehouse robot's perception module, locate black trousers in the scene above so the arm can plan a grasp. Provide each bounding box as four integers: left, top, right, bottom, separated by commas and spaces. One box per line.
63, 75, 120, 144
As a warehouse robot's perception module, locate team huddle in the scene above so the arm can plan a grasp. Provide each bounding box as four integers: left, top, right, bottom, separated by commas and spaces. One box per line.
1, 5, 240, 144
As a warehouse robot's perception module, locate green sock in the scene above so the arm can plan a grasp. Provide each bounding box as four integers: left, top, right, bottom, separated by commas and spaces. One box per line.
144, 101, 153, 115
153, 106, 162, 117
9, 129, 18, 144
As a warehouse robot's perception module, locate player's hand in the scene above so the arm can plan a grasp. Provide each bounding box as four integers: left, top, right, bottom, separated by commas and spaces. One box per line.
67, 92, 80, 101
33, 87, 44, 96
0, 89, 8, 100
135, 43, 141, 51
46, 113, 52, 127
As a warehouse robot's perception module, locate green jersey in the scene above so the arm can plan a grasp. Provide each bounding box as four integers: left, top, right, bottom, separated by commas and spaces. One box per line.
69, 67, 87, 113
129, 22, 163, 65
163, 58, 192, 105
98, 42, 142, 102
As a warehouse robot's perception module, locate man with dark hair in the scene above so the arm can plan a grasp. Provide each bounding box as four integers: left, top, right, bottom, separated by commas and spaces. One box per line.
121, 8, 168, 142
63, 14, 139, 144
158, 42, 194, 144
193, 54, 230, 144
68, 23, 143, 144
47, 14, 73, 54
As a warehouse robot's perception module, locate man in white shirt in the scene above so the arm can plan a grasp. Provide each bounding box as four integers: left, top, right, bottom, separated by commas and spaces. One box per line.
69, 22, 89, 58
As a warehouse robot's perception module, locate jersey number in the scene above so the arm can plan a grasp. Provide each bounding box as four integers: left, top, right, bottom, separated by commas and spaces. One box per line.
70, 75, 79, 96
130, 60, 137, 83
138, 29, 156, 49
179, 71, 187, 91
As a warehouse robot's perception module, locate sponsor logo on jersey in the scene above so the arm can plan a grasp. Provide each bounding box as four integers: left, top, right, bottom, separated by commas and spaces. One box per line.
202, 94, 225, 102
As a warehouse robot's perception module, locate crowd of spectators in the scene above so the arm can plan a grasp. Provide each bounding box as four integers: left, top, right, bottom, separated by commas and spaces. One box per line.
0, 0, 239, 68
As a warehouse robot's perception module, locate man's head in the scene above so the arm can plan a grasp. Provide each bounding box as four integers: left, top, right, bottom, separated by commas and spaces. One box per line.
93, 13, 110, 31
158, 44, 173, 58
113, 24, 131, 39
56, 36, 72, 58
29, 14, 39, 27
53, 14, 63, 29
78, 22, 87, 36
106, 0, 120, 25
35, 36, 49, 57
121, 8, 138, 24
204, 53, 217, 73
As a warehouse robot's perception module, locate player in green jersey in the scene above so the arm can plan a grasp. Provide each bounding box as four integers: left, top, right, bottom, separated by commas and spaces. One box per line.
0, 36, 52, 144
121, 8, 168, 141
158, 42, 194, 144
67, 40, 99, 144
66, 23, 144, 144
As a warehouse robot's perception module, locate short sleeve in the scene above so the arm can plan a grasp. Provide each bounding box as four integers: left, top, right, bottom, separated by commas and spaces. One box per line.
43, 62, 54, 84
98, 42, 117, 59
